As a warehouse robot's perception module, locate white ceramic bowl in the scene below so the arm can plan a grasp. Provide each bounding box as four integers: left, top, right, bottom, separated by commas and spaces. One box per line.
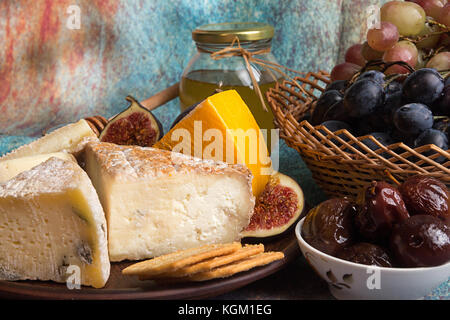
295, 218, 450, 300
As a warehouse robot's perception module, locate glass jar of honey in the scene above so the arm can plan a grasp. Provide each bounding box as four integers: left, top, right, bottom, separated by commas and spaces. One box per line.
180, 22, 281, 149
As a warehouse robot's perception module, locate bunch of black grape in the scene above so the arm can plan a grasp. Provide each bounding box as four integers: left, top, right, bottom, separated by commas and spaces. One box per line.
311, 68, 449, 161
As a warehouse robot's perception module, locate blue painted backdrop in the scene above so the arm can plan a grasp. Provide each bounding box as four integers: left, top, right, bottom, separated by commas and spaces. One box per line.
0, 0, 388, 137
0, 0, 448, 299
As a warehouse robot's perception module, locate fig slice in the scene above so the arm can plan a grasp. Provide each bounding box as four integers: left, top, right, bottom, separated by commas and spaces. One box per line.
242, 172, 304, 238
99, 96, 163, 147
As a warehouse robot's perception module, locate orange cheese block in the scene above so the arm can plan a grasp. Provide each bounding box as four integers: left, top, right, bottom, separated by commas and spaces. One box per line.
154, 90, 272, 196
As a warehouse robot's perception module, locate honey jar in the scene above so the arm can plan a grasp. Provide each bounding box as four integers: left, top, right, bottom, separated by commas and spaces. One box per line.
180, 22, 282, 149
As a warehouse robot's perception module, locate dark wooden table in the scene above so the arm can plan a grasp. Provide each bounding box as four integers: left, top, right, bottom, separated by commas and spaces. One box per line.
214, 255, 334, 300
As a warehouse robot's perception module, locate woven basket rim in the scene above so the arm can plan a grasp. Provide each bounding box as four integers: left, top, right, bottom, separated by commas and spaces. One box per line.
266, 70, 450, 190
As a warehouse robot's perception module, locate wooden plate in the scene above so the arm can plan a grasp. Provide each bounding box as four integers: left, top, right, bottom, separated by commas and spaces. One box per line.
0, 227, 301, 300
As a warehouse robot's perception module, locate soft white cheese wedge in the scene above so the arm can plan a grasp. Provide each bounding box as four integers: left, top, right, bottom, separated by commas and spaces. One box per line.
0, 152, 77, 183
0, 119, 97, 161
0, 157, 110, 288
84, 142, 255, 262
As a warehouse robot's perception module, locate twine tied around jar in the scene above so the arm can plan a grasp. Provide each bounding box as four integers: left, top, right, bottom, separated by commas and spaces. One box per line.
199, 36, 307, 112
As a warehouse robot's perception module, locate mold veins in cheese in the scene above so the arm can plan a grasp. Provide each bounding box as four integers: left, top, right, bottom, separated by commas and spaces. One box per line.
0, 152, 77, 183
0, 119, 98, 161
0, 157, 110, 288
84, 142, 255, 262
154, 90, 273, 197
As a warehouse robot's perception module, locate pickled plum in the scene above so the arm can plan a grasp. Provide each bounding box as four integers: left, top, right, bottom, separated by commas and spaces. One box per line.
399, 175, 450, 220
302, 198, 357, 256
390, 215, 450, 267
355, 181, 410, 243
337, 242, 393, 267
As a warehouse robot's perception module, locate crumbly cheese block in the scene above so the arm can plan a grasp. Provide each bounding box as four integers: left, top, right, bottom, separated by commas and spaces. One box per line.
0, 157, 110, 288
154, 90, 272, 196
84, 141, 255, 262
0, 119, 98, 161
0, 152, 77, 183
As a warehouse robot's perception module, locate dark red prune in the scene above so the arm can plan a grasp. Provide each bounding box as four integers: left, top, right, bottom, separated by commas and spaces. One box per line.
337, 242, 393, 267
390, 215, 450, 267
302, 198, 357, 256
355, 181, 410, 243
399, 175, 450, 220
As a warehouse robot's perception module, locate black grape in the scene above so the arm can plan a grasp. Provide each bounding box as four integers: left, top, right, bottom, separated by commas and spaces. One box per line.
393, 103, 433, 135
361, 132, 395, 151
323, 100, 351, 122
391, 130, 416, 148
319, 120, 352, 132
325, 80, 348, 93
433, 118, 449, 134
311, 90, 343, 125
353, 113, 386, 135
358, 70, 385, 85
402, 68, 444, 106
344, 79, 385, 118
433, 85, 450, 116
414, 129, 448, 150
414, 128, 449, 163
382, 82, 404, 127
386, 80, 402, 95
318, 120, 352, 145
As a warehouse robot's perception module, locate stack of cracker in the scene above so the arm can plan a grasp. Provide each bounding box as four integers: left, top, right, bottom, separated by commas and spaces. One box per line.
122, 242, 284, 282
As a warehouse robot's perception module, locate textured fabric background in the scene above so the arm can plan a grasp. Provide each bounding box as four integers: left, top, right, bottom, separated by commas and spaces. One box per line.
0, 0, 390, 136
0, 0, 448, 299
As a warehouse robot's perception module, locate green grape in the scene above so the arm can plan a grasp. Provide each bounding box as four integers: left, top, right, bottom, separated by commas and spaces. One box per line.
381, 1, 426, 36
416, 49, 428, 69
416, 23, 441, 49
426, 52, 450, 71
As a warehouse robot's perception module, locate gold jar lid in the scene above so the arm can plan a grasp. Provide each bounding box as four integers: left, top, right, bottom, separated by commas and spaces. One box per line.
192, 22, 274, 43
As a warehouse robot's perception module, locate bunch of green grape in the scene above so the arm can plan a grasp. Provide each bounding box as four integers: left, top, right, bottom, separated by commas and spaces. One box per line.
332, 0, 450, 80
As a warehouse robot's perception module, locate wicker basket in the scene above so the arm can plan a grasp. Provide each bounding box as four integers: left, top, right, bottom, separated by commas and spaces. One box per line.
266, 71, 450, 198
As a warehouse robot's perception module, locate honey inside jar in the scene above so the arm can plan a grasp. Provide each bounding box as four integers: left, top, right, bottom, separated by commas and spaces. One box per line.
180, 69, 279, 139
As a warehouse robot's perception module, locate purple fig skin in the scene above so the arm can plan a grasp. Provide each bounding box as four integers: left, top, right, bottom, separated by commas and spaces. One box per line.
355, 181, 410, 243
170, 103, 199, 130
399, 175, 450, 221
390, 215, 450, 267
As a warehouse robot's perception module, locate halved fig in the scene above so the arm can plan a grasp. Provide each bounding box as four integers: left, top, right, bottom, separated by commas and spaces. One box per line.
242, 172, 304, 238
99, 96, 163, 147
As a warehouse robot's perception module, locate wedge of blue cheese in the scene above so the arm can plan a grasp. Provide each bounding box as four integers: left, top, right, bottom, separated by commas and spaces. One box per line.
0, 157, 110, 288
84, 142, 255, 262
